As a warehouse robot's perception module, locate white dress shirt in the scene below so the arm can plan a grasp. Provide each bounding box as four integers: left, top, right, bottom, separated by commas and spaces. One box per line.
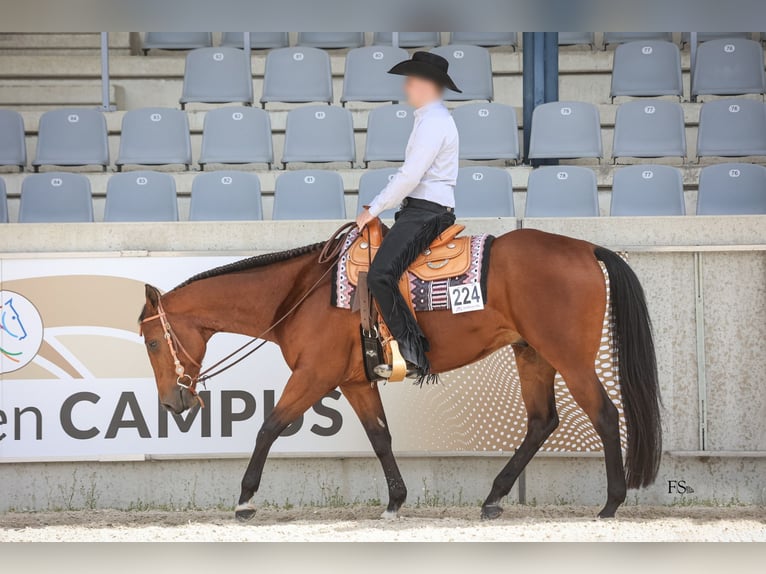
367, 100, 459, 217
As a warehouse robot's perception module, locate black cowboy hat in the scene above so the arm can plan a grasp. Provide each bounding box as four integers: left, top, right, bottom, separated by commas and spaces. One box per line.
388, 51, 462, 93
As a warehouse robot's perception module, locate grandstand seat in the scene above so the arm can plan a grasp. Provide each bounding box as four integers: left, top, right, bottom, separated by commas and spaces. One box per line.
116, 108, 192, 170
682, 32, 753, 45
297, 32, 364, 49
104, 171, 178, 222
260, 47, 332, 105
697, 163, 766, 215
430, 45, 493, 101
341, 46, 408, 104
0, 110, 26, 171
189, 171, 263, 221
272, 170, 346, 220
0, 177, 7, 222
528, 101, 603, 160
452, 102, 519, 162
612, 100, 686, 161
603, 32, 673, 46
199, 106, 273, 169
449, 32, 517, 48
559, 32, 595, 46
610, 165, 685, 216
221, 32, 289, 49
691, 38, 765, 97
697, 99, 766, 158
142, 33, 212, 53
455, 166, 515, 217
18, 172, 93, 223
525, 166, 599, 217
610, 40, 682, 99
357, 167, 398, 218
282, 105, 355, 167
363, 104, 414, 166
32, 109, 109, 171
373, 32, 440, 47
180, 47, 253, 108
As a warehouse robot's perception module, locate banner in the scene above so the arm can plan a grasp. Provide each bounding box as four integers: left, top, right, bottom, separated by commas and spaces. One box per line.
0, 254, 624, 461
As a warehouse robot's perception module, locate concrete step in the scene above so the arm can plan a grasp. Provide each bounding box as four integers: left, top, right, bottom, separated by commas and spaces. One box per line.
0, 83, 119, 108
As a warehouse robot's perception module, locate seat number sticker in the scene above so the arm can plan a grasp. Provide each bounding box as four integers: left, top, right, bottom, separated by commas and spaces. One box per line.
449, 283, 485, 314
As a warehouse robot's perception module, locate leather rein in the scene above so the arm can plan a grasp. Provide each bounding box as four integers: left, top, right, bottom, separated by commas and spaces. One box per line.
139, 222, 357, 408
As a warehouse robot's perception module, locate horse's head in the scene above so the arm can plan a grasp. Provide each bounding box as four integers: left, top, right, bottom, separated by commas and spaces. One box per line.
1, 298, 28, 341
139, 284, 207, 414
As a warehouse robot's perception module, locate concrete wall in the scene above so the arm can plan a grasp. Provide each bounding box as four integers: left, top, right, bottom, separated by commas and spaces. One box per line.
1, 216, 764, 510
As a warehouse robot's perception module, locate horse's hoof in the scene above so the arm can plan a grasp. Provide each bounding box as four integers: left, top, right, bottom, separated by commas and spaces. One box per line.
234, 503, 257, 522
596, 511, 616, 520
480, 504, 503, 520
381, 509, 399, 520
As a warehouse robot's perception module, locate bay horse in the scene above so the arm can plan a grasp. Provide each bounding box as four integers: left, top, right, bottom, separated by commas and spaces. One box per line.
138, 228, 661, 520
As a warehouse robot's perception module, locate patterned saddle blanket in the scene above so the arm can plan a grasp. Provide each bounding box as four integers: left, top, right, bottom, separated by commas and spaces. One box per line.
332, 226, 494, 313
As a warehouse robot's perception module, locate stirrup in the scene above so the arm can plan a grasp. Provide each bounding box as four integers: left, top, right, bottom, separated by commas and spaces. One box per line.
373, 361, 425, 380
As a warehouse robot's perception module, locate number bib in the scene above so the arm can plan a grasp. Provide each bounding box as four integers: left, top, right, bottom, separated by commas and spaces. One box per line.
448, 283, 485, 314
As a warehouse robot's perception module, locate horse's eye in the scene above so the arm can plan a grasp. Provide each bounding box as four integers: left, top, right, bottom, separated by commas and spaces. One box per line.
147, 340, 160, 351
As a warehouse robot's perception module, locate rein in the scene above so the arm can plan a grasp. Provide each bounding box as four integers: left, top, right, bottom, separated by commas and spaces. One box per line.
140, 222, 358, 407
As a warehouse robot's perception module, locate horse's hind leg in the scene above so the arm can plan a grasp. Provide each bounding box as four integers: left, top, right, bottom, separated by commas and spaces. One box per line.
481, 344, 558, 520
558, 366, 626, 518
341, 381, 407, 518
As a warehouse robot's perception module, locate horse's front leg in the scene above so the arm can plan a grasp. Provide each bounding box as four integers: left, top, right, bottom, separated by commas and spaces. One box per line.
235, 369, 335, 521
340, 380, 407, 518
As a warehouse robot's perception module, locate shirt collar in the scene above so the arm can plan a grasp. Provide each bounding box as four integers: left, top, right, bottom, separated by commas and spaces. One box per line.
414, 100, 444, 118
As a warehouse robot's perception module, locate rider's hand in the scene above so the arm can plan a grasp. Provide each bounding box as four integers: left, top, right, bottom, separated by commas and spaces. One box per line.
356, 208, 375, 231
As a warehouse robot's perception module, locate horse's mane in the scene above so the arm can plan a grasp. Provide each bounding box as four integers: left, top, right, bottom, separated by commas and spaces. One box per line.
172, 242, 324, 291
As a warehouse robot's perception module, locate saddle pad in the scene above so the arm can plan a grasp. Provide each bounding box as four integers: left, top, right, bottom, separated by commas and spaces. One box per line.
333, 229, 494, 312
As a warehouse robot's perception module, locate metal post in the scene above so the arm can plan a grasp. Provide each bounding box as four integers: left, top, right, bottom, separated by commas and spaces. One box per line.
693, 252, 708, 450
392, 32, 399, 48
243, 32, 252, 101
99, 32, 114, 111
522, 32, 535, 164
543, 32, 559, 104
689, 32, 698, 102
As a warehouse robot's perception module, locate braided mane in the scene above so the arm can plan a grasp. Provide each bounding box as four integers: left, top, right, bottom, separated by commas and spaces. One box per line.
173, 242, 324, 291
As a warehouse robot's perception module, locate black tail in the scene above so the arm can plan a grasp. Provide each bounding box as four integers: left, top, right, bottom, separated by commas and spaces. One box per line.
594, 246, 662, 489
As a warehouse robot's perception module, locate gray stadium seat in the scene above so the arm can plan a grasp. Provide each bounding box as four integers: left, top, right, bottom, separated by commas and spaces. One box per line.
559, 32, 595, 46
142, 33, 212, 53
525, 166, 599, 217
189, 171, 263, 221
0, 110, 26, 171
373, 32, 440, 48
260, 47, 332, 105
697, 99, 766, 158
612, 100, 686, 160
357, 168, 398, 218
610, 165, 685, 216
452, 102, 519, 162
697, 163, 766, 215
199, 106, 273, 169
116, 108, 192, 170
297, 32, 364, 49
341, 46, 408, 104
528, 101, 603, 160
282, 105, 355, 167
691, 38, 766, 97
682, 32, 753, 44
455, 166, 515, 217
430, 45, 493, 101
603, 32, 673, 46
272, 170, 346, 220
221, 32, 289, 49
32, 109, 108, 171
180, 47, 253, 108
104, 171, 178, 222
610, 40, 682, 99
18, 173, 93, 223
363, 104, 414, 166
449, 32, 517, 48
0, 177, 7, 222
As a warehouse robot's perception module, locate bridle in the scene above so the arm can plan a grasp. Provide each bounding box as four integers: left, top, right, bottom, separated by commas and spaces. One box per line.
140, 222, 357, 409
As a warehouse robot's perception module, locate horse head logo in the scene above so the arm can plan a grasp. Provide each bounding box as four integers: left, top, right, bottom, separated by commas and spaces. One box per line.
0, 291, 43, 373
1, 298, 27, 341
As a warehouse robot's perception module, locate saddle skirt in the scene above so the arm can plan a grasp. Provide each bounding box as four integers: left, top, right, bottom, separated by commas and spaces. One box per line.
332, 221, 494, 313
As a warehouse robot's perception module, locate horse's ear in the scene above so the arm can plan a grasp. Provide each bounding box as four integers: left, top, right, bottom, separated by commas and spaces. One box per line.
145, 284, 161, 308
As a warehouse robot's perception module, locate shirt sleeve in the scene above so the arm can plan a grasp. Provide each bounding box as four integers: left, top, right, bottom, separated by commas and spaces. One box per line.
366, 118, 445, 217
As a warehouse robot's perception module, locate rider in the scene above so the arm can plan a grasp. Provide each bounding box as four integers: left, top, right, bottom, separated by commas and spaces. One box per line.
355, 51, 461, 380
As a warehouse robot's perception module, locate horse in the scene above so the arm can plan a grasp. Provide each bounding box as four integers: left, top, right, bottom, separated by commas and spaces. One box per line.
138, 227, 662, 521
1, 297, 28, 362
